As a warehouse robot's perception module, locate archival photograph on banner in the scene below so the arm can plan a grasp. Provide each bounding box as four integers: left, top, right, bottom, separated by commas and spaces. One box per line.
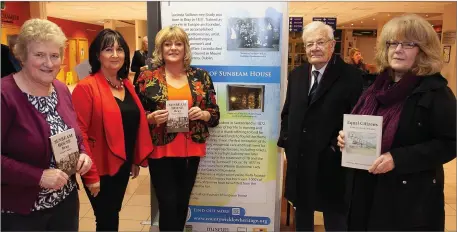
226, 84, 265, 112
227, 17, 280, 51
166, 100, 189, 133
160, 2, 286, 231
342, 114, 383, 170
49, 128, 80, 176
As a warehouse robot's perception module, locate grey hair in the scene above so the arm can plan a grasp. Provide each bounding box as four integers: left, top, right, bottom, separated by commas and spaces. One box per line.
301, 21, 334, 43
142, 36, 148, 42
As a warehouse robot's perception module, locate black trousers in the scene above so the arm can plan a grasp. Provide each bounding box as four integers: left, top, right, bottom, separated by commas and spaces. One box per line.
1, 189, 79, 231
148, 157, 200, 231
83, 161, 131, 231
295, 207, 348, 232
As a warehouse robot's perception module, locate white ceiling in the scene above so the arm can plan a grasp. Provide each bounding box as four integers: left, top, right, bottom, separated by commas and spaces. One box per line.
46, 1, 451, 28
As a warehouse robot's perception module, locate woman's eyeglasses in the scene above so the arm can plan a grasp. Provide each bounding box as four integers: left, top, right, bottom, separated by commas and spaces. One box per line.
386, 41, 418, 49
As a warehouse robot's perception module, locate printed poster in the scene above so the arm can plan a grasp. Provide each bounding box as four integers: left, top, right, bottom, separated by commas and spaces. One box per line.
161, 2, 287, 231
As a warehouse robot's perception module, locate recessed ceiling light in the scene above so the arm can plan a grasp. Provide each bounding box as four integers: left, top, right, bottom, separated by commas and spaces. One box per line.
351, 23, 354, 26
361, 21, 363, 23
426, 14, 429, 17
388, 14, 390, 16
373, 18, 376, 20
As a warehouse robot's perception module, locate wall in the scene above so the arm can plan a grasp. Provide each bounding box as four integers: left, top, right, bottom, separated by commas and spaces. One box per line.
47, 17, 103, 75
441, 2, 456, 95
1, 1, 30, 28
356, 36, 377, 65
48, 17, 103, 45
135, 20, 147, 50
117, 26, 136, 63
1, 1, 31, 45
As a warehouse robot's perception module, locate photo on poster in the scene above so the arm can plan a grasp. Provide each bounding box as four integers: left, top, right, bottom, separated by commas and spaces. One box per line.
227, 84, 265, 112
227, 17, 280, 51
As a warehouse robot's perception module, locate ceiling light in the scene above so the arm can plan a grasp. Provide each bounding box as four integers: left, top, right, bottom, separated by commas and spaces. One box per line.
361, 21, 363, 23
373, 18, 376, 20
388, 14, 390, 16
426, 14, 429, 17
351, 23, 354, 26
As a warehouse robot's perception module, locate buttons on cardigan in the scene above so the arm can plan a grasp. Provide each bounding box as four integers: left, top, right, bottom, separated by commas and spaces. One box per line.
402, 180, 407, 184
418, 122, 422, 126
433, 179, 436, 184
302, 128, 307, 133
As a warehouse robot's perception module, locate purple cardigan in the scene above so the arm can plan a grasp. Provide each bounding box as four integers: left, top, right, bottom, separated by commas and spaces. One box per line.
1, 74, 87, 214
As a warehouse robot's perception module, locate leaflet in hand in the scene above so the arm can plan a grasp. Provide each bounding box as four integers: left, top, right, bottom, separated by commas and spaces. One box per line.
166, 100, 189, 133
49, 128, 80, 175
342, 114, 383, 170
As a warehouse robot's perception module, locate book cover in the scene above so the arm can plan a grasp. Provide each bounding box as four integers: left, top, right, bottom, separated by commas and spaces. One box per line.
49, 128, 80, 176
342, 114, 383, 170
166, 100, 189, 133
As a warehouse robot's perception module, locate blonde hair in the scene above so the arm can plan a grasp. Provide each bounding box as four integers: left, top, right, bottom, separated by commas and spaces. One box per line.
14, 18, 67, 62
152, 26, 192, 69
375, 14, 442, 75
345, 48, 361, 64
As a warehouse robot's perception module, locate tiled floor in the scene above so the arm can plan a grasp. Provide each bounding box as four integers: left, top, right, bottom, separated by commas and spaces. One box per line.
78, 161, 456, 231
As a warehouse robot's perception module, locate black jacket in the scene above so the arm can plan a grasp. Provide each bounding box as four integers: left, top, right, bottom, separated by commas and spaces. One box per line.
278, 54, 363, 212
347, 73, 456, 230
131, 50, 147, 89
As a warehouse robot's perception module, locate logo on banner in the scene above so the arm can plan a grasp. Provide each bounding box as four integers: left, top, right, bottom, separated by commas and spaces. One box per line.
253, 228, 267, 232
232, 208, 241, 215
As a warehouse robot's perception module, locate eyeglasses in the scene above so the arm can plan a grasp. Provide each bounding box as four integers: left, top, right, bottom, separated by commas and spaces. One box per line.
305, 40, 332, 50
386, 41, 418, 49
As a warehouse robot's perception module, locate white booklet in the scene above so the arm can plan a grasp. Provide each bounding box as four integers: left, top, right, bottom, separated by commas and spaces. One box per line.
342, 114, 383, 170
49, 128, 80, 175
166, 100, 189, 133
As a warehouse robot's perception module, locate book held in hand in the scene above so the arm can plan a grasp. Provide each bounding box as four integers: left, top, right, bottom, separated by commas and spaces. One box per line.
166, 100, 189, 133
49, 128, 80, 175
342, 114, 383, 170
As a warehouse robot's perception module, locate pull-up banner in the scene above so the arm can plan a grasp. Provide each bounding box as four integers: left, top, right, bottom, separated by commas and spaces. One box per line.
160, 2, 288, 231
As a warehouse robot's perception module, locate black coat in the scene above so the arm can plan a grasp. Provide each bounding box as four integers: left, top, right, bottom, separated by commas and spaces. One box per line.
131, 50, 147, 87
278, 55, 363, 212
347, 73, 456, 231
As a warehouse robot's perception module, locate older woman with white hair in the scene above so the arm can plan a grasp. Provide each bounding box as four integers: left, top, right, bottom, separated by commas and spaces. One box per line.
1, 19, 92, 231
337, 14, 456, 231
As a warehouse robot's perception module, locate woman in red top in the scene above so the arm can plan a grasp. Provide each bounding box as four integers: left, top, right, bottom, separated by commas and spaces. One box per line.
136, 26, 220, 232
72, 29, 153, 231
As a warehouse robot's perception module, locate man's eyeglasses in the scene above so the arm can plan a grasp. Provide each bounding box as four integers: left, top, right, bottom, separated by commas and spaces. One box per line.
386, 41, 418, 49
305, 40, 332, 49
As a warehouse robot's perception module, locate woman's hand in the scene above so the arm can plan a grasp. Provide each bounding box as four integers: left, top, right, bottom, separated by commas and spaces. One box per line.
369, 152, 395, 174
336, 130, 345, 152
147, 110, 169, 126
39, 169, 69, 190
189, 107, 210, 122
76, 153, 92, 176
131, 164, 140, 179
86, 182, 100, 197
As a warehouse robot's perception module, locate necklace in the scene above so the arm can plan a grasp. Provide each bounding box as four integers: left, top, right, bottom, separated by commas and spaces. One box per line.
105, 76, 124, 90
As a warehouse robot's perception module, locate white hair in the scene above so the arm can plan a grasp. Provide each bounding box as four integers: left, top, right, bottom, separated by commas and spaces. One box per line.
301, 21, 334, 43
142, 36, 148, 42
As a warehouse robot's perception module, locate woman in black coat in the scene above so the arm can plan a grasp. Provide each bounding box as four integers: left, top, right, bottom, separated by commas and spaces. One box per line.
337, 14, 456, 231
